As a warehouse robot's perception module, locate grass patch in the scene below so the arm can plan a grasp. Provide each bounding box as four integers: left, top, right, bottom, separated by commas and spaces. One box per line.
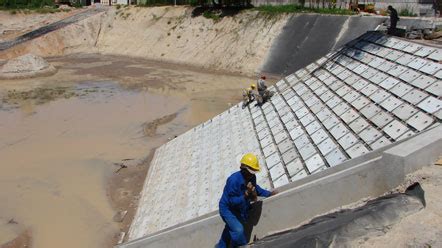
0, 0, 62, 10
34, 7, 60, 13
399, 8, 417, 17
254, 4, 355, 16
203, 10, 221, 21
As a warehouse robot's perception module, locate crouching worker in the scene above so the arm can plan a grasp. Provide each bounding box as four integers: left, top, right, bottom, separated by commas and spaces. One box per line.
242, 84, 256, 109
217, 153, 277, 248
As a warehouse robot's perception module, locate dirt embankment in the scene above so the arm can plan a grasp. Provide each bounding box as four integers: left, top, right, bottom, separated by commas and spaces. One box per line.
0, 10, 102, 59
97, 7, 287, 75
0, 6, 288, 75
1, 229, 31, 248
0, 9, 83, 42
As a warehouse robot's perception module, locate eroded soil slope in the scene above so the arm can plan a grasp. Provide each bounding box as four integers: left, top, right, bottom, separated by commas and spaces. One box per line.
0, 6, 288, 75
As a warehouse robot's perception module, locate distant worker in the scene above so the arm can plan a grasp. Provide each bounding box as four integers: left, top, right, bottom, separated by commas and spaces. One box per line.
217, 153, 277, 248
242, 84, 256, 109
257, 75, 267, 96
433, 0, 440, 17
255, 75, 274, 106
387, 5, 400, 35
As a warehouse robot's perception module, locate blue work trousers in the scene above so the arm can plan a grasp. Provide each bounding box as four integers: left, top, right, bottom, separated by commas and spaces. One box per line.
217, 211, 247, 248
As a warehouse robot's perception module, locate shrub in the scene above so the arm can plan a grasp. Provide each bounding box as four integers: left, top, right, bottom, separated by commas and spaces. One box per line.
203, 10, 221, 21
365, 4, 375, 13
399, 8, 417, 17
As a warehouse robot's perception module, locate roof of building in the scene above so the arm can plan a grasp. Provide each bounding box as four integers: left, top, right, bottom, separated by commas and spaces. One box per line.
129, 31, 442, 240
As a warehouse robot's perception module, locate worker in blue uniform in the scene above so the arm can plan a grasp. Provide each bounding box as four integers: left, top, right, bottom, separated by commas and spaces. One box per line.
217, 153, 277, 248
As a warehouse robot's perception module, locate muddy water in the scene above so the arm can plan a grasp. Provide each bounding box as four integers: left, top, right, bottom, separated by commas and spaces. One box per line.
0, 54, 256, 248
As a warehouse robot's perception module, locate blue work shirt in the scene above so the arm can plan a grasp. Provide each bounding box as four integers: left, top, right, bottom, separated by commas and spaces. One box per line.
219, 171, 271, 222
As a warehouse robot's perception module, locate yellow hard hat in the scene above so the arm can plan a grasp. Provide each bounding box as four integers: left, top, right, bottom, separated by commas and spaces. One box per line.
250, 84, 256, 89
240, 153, 260, 173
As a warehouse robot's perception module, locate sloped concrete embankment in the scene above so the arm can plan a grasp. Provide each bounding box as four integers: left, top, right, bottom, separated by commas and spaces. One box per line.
118, 125, 442, 248
261, 14, 386, 76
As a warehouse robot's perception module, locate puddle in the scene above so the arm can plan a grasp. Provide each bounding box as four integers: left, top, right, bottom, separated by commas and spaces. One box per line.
0, 54, 255, 248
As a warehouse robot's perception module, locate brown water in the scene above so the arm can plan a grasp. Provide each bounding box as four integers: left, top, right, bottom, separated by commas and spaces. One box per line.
0, 54, 255, 248
0, 82, 187, 247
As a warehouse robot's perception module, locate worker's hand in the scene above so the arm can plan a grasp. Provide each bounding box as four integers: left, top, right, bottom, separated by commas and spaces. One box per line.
246, 182, 257, 201
270, 190, 278, 196
246, 182, 254, 193
251, 187, 258, 201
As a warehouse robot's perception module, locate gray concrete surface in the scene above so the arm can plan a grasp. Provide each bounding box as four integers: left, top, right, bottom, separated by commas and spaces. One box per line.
118, 125, 442, 248
261, 15, 386, 76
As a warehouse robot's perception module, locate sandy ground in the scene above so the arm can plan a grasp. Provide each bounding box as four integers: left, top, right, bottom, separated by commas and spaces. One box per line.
0, 53, 276, 248
351, 162, 442, 248
1, 229, 31, 248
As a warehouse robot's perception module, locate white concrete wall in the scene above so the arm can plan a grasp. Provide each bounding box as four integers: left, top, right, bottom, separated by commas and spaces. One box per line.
116, 0, 128, 4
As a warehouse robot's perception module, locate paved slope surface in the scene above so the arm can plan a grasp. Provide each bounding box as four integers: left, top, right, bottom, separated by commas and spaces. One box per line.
129, 32, 441, 240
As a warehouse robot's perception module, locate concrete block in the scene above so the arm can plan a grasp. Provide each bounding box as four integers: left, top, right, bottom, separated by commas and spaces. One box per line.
382, 125, 442, 175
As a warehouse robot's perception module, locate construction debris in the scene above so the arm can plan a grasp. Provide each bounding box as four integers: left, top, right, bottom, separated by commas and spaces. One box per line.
114, 163, 128, 173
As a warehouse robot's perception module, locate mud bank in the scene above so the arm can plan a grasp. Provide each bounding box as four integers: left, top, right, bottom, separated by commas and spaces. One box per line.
1, 229, 31, 248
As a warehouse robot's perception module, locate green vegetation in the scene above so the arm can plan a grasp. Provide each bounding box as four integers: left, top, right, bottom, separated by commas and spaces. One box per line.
399, 8, 417, 17
137, 0, 176, 7
254, 4, 355, 16
71, 0, 83, 8
203, 9, 221, 21
1, 0, 53, 8
0, 0, 75, 13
